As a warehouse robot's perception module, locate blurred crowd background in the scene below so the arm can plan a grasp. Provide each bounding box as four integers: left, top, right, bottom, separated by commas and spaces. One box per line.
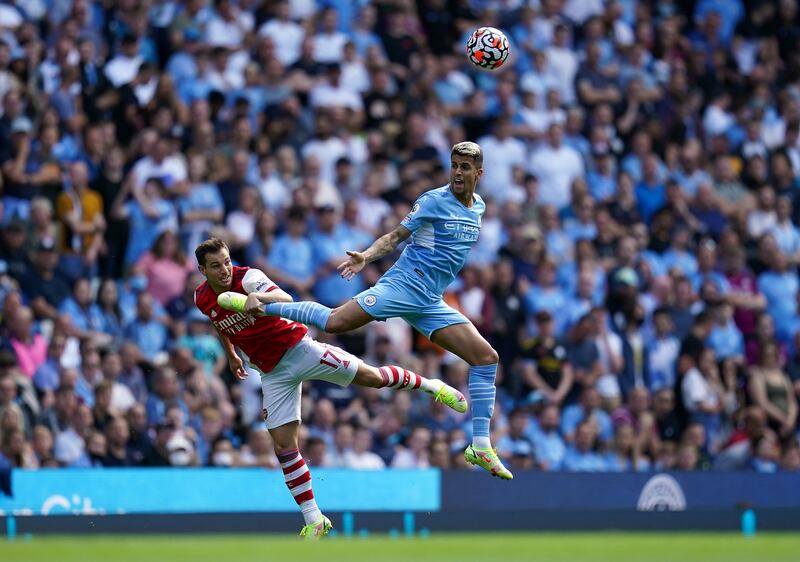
1, 0, 800, 474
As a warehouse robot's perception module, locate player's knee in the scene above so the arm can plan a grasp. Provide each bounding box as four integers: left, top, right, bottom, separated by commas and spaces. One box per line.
325, 309, 354, 334
472, 347, 499, 366
325, 310, 345, 334
354, 365, 383, 388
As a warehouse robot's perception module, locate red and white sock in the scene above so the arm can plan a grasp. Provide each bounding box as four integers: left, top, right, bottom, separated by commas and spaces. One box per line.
379, 366, 437, 393
277, 448, 322, 525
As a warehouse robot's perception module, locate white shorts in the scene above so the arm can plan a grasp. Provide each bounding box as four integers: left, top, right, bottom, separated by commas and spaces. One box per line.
256, 336, 359, 429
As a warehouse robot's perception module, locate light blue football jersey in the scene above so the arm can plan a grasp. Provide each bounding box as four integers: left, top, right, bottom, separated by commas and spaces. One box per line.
385, 185, 485, 298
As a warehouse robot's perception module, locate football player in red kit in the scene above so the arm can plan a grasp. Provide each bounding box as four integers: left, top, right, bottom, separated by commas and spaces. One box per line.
194, 238, 467, 538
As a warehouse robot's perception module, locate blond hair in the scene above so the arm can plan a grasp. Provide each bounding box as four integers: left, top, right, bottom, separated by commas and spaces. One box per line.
451, 141, 483, 166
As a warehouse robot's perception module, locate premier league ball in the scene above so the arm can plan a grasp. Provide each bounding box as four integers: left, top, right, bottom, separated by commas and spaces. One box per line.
466, 27, 510, 71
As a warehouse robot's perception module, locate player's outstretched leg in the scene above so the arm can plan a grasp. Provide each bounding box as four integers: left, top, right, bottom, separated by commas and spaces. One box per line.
353, 364, 468, 413
270, 422, 332, 539
218, 293, 371, 334
431, 323, 513, 480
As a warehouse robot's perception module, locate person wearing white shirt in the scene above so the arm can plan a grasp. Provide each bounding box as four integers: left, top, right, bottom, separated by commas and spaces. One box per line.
340, 42, 370, 94
257, 0, 304, 66
530, 122, 584, 210
564, 0, 605, 25
205, 0, 252, 50
545, 24, 578, 104
130, 136, 188, 193
477, 117, 527, 202
309, 64, 363, 111
301, 115, 348, 186
682, 364, 721, 416
343, 427, 386, 469
746, 185, 777, 240
104, 34, 143, 87
313, 8, 348, 64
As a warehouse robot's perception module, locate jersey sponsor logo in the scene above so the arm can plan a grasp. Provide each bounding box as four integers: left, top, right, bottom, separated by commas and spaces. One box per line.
254, 281, 270, 292
213, 311, 257, 334
637, 474, 687, 511
443, 221, 480, 241
363, 295, 377, 306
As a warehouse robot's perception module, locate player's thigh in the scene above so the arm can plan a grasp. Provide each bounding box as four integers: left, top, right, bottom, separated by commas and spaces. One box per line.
327, 298, 374, 333
430, 320, 499, 366
261, 361, 304, 431
352, 280, 422, 323
291, 337, 360, 387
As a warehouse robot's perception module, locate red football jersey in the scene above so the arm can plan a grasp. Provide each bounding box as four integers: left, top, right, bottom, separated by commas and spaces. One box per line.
194, 266, 308, 373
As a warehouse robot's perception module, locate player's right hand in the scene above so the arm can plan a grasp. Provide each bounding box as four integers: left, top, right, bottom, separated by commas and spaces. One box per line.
337, 250, 366, 280
243, 293, 266, 315
229, 354, 247, 380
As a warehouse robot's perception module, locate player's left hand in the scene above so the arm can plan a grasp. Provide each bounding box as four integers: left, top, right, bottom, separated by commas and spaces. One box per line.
243, 293, 266, 315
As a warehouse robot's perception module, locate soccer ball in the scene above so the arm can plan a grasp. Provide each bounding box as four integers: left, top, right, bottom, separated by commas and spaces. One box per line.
466, 27, 510, 71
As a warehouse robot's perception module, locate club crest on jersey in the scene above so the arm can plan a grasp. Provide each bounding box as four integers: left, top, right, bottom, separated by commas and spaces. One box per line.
409, 202, 420, 215
211, 310, 217, 318
363, 295, 377, 306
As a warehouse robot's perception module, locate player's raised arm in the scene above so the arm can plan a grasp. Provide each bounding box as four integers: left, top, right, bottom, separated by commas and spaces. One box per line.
337, 224, 411, 280
238, 268, 294, 314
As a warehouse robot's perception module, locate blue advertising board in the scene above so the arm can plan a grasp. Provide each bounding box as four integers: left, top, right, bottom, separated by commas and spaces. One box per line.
0, 468, 440, 516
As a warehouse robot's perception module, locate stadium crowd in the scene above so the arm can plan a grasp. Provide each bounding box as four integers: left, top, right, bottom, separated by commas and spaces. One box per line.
1, 0, 800, 474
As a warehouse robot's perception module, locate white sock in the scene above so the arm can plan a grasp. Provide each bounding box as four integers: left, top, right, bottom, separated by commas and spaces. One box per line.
300, 499, 323, 525
420, 377, 440, 394
472, 436, 492, 449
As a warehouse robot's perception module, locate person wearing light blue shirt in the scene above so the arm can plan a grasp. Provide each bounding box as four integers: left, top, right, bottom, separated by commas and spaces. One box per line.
178, 156, 225, 253
311, 206, 365, 307
691, 240, 731, 294
118, 179, 177, 268
707, 303, 744, 360
124, 292, 169, 360
561, 387, 614, 443
647, 308, 680, 392
757, 252, 799, 342
58, 278, 105, 335
528, 404, 567, 471
255, 142, 514, 478
562, 421, 609, 472
266, 208, 315, 297
661, 229, 699, 277
694, 0, 744, 46
770, 197, 800, 259
524, 260, 569, 335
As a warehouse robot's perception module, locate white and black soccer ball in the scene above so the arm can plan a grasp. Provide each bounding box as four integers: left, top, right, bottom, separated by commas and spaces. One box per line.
466, 27, 510, 71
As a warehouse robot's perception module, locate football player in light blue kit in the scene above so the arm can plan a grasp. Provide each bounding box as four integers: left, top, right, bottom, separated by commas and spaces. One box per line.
222, 142, 512, 479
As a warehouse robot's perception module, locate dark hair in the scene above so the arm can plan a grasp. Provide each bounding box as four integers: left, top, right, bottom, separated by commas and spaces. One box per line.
195, 238, 229, 267
153, 231, 185, 263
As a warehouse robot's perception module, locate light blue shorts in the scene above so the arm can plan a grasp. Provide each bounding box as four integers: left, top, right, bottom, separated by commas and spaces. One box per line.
354, 276, 469, 339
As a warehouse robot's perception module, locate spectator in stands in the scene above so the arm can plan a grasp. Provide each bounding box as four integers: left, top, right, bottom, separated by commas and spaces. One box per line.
518, 310, 574, 406
563, 420, 606, 471
748, 341, 798, 438
135, 230, 194, 306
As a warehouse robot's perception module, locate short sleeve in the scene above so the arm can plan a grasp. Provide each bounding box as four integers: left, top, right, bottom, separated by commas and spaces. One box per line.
242, 268, 278, 294
401, 194, 437, 233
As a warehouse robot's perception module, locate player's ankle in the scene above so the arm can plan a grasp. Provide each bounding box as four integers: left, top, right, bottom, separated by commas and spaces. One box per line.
472, 436, 492, 449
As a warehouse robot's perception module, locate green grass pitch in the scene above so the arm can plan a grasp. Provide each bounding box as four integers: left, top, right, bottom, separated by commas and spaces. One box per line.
1, 533, 798, 562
